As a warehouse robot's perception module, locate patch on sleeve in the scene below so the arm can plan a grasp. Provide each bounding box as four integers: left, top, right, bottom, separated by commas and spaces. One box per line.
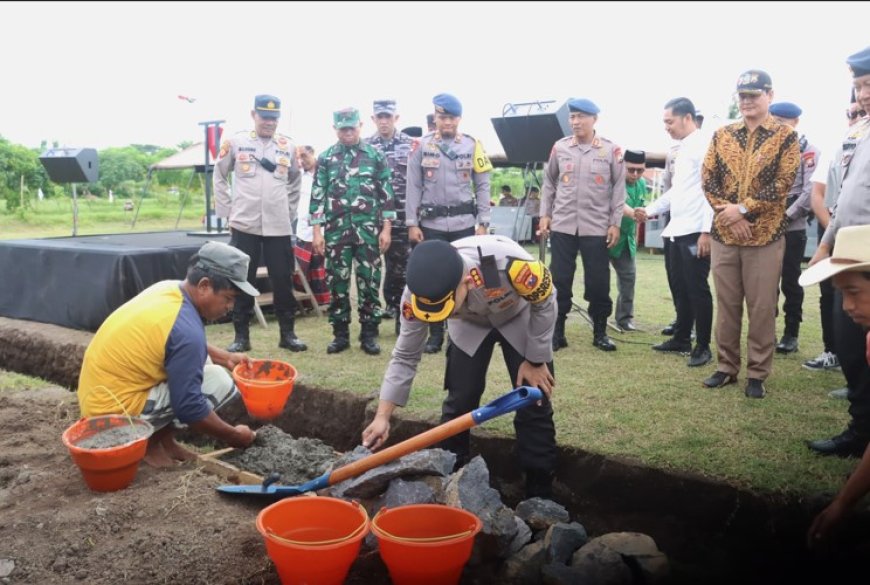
473, 140, 493, 173
506, 259, 553, 304
219, 140, 231, 159
613, 146, 623, 163
401, 301, 416, 321
802, 151, 816, 169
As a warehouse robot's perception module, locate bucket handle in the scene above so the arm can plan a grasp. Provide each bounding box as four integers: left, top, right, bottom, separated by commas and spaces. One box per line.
372, 508, 477, 543
266, 501, 369, 546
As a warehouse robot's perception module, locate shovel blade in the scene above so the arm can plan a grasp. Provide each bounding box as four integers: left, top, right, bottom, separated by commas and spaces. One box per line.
216, 473, 328, 498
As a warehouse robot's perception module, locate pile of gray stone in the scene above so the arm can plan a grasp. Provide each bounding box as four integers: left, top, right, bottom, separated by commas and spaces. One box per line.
326, 449, 670, 585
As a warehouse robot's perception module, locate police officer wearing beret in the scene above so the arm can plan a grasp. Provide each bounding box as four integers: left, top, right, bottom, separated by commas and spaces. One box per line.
365, 100, 415, 332
807, 46, 870, 456
767, 102, 820, 356
362, 235, 558, 498
540, 98, 626, 352
215, 94, 308, 354
406, 93, 494, 353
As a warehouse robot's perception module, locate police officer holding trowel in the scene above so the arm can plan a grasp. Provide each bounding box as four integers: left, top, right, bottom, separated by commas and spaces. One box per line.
362, 234, 558, 498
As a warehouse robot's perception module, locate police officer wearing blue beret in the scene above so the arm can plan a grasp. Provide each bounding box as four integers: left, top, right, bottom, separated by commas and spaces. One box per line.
807, 46, 870, 456
767, 102, 820, 356
214, 94, 308, 354
540, 98, 626, 352
405, 93, 494, 353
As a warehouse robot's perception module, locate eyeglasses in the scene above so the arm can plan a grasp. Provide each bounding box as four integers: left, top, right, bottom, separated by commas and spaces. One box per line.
626, 167, 645, 174
846, 108, 864, 121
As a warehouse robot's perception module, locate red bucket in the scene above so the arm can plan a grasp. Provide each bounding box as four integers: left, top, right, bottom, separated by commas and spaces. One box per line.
256, 497, 369, 585
61, 415, 154, 492
372, 504, 482, 585
232, 359, 296, 420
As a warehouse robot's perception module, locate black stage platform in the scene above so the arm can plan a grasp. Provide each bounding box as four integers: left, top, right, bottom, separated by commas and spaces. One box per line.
0, 231, 229, 331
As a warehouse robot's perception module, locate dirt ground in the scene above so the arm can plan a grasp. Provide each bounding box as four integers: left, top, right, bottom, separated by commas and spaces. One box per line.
0, 385, 358, 585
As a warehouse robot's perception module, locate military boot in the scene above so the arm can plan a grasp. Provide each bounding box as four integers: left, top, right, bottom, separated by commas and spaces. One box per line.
592, 316, 616, 352
424, 322, 444, 354
359, 322, 381, 355
327, 322, 351, 354
278, 314, 307, 352
227, 316, 251, 353
552, 314, 568, 351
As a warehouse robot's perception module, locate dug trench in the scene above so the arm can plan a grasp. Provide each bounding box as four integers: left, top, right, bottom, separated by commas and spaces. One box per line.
1, 316, 868, 584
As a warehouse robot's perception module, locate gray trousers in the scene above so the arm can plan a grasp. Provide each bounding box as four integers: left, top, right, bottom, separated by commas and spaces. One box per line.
609, 247, 636, 326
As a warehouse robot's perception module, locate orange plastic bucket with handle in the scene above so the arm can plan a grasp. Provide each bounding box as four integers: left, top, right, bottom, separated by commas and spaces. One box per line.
62, 414, 154, 492
232, 359, 296, 420
371, 504, 482, 585
256, 496, 369, 585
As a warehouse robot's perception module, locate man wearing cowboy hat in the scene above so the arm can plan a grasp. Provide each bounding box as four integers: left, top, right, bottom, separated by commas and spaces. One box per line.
800, 224, 870, 547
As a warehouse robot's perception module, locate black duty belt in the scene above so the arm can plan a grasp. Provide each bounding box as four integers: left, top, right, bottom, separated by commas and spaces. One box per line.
420, 201, 477, 218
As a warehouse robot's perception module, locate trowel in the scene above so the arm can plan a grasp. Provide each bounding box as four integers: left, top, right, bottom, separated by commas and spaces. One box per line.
216, 385, 543, 498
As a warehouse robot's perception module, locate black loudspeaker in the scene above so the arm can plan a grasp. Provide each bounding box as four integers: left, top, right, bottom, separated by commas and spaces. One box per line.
39, 147, 99, 183
491, 101, 571, 164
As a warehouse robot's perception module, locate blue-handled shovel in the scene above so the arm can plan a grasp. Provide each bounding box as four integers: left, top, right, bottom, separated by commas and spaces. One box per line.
216, 385, 543, 498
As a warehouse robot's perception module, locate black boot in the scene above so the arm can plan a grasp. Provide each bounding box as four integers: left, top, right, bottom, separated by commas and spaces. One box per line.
552, 314, 568, 351
359, 322, 381, 355
327, 322, 350, 354
592, 316, 616, 352
278, 315, 307, 352
227, 316, 251, 353
424, 322, 444, 354
776, 320, 800, 354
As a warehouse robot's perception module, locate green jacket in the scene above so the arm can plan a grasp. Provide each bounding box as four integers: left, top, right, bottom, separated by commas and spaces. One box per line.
609, 178, 646, 259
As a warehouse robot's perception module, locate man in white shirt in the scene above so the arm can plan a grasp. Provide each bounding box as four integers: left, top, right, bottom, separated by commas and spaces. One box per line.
636, 97, 714, 368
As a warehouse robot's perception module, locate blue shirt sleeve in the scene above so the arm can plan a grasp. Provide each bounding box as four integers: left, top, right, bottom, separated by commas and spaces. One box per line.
164, 293, 211, 424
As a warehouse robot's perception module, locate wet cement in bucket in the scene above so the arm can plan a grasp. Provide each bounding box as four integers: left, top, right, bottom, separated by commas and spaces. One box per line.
222, 425, 339, 484
75, 425, 151, 449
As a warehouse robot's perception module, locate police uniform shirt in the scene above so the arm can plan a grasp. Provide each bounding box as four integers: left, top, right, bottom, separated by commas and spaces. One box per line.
214, 131, 301, 236
784, 137, 820, 232
821, 120, 870, 247
405, 132, 491, 232
379, 235, 556, 407
541, 133, 627, 236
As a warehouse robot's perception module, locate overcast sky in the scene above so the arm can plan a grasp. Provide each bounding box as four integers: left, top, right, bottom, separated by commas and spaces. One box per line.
1, 1, 866, 160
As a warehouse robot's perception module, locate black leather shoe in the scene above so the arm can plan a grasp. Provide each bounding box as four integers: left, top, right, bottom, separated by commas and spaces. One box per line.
687, 345, 712, 367
227, 338, 251, 353
360, 338, 381, 355
424, 337, 443, 354
653, 337, 692, 353
618, 321, 638, 332
382, 305, 398, 319
807, 429, 869, 458
661, 321, 677, 336
703, 371, 737, 388
592, 335, 617, 351
279, 336, 307, 352
775, 335, 799, 354
745, 378, 766, 399
552, 335, 568, 351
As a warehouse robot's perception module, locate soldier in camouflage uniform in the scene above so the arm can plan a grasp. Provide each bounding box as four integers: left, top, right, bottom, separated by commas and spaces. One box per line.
365, 99, 415, 335
311, 107, 396, 355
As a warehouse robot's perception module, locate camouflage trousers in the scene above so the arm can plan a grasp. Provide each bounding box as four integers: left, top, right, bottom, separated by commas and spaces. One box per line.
326, 241, 382, 326
383, 227, 409, 309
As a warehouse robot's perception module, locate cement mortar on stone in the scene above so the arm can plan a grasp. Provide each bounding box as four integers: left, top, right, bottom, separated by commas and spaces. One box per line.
221, 425, 339, 484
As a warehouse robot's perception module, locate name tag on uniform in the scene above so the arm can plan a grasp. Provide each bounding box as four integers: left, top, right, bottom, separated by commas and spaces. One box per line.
591, 159, 609, 173
562, 161, 574, 172
238, 153, 251, 162
456, 159, 473, 170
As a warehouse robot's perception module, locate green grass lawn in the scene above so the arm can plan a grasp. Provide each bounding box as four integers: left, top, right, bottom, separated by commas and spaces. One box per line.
0, 202, 856, 499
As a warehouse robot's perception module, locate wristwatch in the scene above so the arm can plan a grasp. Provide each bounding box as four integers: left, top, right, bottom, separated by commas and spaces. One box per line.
479, 222, 490, 228
738, 204, 748, 215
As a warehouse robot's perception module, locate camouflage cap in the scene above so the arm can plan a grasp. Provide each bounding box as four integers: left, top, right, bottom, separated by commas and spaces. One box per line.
373, 99, 397, 116
334, 107, 361, 128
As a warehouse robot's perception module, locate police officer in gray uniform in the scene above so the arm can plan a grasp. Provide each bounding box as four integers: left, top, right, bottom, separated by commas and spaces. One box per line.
540, 98, 626, 352
214, 94, 307, 353
406, 93, 493, 353
362, 235, 558, 498
768, 101, 820, 355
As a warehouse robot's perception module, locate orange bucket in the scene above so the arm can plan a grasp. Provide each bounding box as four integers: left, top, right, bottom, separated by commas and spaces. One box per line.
232, 359, 296, 420
371, 504, 482, 585
256, 497, 369, 585
61, 415, 154, 492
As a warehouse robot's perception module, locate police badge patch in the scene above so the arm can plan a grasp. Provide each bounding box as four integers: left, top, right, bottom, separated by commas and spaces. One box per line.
506, 259, 553, 304
402, 301, 415, 321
